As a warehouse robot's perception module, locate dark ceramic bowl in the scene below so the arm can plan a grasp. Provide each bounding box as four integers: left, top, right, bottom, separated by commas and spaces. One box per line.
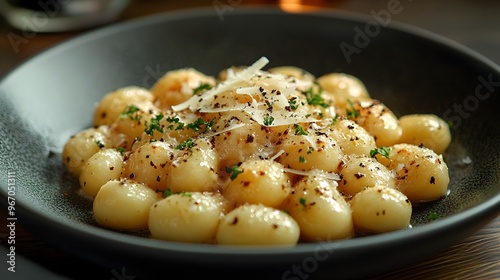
0, 7, 499, 280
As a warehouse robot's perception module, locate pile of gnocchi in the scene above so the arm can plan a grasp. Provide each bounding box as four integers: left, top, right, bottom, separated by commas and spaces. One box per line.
62, 57, 451, 246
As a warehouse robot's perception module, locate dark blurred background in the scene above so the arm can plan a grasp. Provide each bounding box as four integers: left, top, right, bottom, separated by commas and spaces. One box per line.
1, 0, 499, 78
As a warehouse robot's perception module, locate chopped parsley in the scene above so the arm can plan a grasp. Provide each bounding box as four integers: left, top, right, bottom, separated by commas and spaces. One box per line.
166, 116, 185, 130
204, 117, 216, 131
193, 83, 212, 95
299, 156, 306, 163
186, 118, 206, 131
120, 105, 142, 121
346, 99, 359, 119
166, 116, 180, 123
307, 147, 314, 154
330, 115, 339, 125
163, 189, 173, 197
94, 140, 104, 149
287, 97, 299, 111
265, 100, 273, 111
115, 147, 125, 155
225, 165, 243, 180
370, 147, 391, 159
303, 82, 329, 108
181, 192, 193, 197
176, 138, 195, 150
299, 197, 307, 210
428, 211, 439, 221
294, 124, 308, 135
144, 113, 164, 136
186, 117, 215, 132
263, 115, 275, 126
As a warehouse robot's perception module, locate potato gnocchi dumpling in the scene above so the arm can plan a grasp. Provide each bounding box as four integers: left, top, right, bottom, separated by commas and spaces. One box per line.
79, 148, 123, 197
216, 203, 300, 246
385, 143, 450, 203
223, 159, 292, 208
149, 192, 226, 243
63, 56, 451, 246
350, 186, 412, 233
62, 125, 111, 177
281, 174, 354, 241
277, 132, 343, 173
316, 72, 371, 110
166, 138, 219, 193
122, 141, 175, 192
326, 117, 377, 157
268, 66, 316, 83
398, 114, 452, 154
151, 68, 216, 110
93, 179, 161, 230
338, 156, 396, 197
348, 99, 402, 147
93, 86, 155, 127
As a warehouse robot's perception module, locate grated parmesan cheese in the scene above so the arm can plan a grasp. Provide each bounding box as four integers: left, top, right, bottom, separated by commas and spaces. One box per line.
172, 56, 320, 127
283, 168, 341, 182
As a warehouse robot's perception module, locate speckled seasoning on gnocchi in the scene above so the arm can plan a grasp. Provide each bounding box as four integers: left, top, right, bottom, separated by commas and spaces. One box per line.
62, 56, 452, 245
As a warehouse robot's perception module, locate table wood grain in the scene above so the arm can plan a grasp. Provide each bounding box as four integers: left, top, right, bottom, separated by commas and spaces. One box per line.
1, 1, 499, 279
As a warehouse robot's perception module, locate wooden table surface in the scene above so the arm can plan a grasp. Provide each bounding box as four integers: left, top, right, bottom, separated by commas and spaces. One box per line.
1, 1, 499, 279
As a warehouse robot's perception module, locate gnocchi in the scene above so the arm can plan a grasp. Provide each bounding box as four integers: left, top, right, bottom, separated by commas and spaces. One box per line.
350, 186, 412, 233
216, 203, 300, 246
62, 56, 452, 246
93, 178, 161, 230
149, 192, 227, 243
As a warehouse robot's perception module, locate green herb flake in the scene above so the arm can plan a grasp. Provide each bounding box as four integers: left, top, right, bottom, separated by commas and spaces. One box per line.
115, 147, 125, 155
299, 197, 307, 210
346, 99, 359, 119
299, 156, 306, 163
144, 113, 165, 136
303, 83, 329, 108
94, 140, 104, 149
294, 124, 308, 135
428, 211, 439, 221
186, 118, 206, 132
193, 83, 212, 95
181, 192, 193, 197
370, 147, 391, 159
331, 115, 339, 125
263, 115, 275, 126
176, 138, 195, 151
163, 189, 173, 197
225, 165, 243, 180
166, 116, 180, 123
184, 117, 216, 132
287, 97, 299, 111
166, 116, 185, 130
120, 105, 142, 121
204, 117, 216, 131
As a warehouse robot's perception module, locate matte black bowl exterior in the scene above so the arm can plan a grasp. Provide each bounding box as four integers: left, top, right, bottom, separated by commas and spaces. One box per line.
1, 7, 499, 280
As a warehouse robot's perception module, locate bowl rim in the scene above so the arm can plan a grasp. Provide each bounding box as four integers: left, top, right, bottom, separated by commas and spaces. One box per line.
1, 5, 499, 259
